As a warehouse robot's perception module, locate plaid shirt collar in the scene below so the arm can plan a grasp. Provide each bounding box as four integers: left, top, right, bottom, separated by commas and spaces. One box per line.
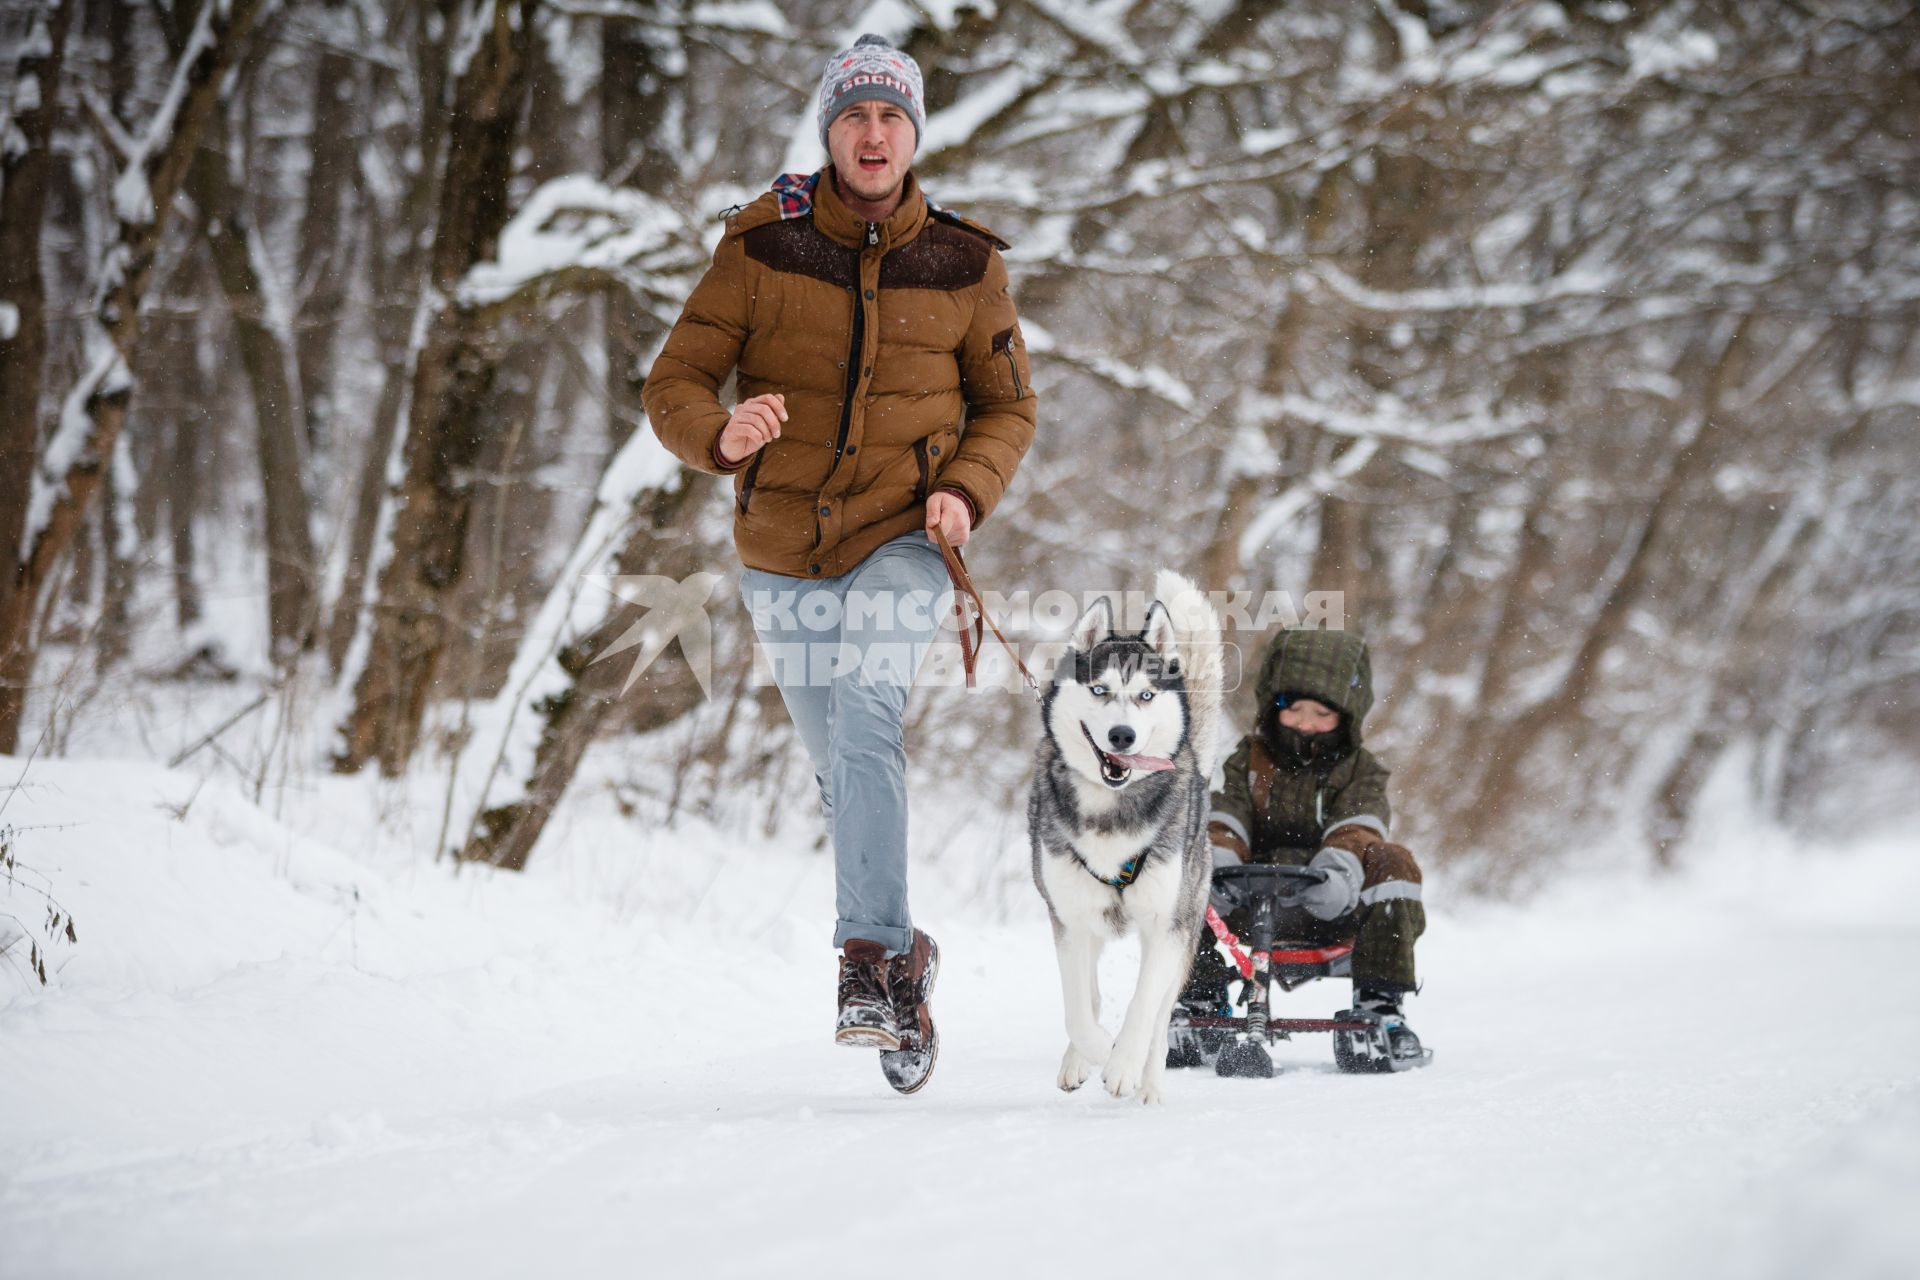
771, 171, 821, 220
769, 169, 944, 222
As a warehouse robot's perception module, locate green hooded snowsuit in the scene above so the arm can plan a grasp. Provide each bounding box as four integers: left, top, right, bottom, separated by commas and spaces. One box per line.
1203, 627, 1425, 993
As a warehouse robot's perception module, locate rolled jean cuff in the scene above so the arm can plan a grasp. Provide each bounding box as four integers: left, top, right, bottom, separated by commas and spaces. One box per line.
835, 920, 914, 956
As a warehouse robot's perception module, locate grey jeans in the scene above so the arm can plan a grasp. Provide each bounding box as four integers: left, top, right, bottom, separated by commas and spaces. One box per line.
739, 531, 951, 954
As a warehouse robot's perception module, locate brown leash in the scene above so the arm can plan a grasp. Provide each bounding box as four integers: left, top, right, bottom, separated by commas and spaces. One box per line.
931, 526, 1038, 694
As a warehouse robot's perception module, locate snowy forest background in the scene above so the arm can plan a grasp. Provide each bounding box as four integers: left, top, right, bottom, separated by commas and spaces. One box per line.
2, 0, 1917, 900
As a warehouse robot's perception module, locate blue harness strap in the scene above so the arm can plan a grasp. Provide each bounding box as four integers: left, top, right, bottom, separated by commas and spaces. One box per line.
1072, 848, 1148, 891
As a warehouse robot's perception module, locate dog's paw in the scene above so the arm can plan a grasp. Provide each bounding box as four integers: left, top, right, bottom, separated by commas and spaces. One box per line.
1058, 1045, 1096, 1092
1137, 1059, 1167, 1105
1103, 1055, 1145, 1099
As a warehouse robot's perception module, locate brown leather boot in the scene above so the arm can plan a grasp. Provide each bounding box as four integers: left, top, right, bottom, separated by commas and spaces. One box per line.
880, 929, 940, 1094
835, 940, 901, 1050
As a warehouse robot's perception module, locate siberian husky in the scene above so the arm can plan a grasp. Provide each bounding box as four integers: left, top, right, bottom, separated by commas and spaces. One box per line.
1029, 571, 1224, 1104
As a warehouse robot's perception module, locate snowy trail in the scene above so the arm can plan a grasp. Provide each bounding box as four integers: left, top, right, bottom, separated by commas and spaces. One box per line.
3, 759, 1918, 1277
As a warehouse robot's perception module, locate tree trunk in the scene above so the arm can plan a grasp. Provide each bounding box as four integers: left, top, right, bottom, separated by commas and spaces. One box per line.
1474, 481, 1559, 718
187, 140, 318, 659
600, 8, 676, 448
1648, 398, 1875, 861
334, 0, 542, 775
0, 0, 75, 748
324, 357, 407, 675
1203, 282, 1312, 595
168, 329, 205, 630
1456, 317, 1757, 857
322, 3, 454, 677
455, 476, 709, 870
1307, 481, 1378, 625
0, 0, 263, 752
293, 0, 359, 452
438, 40, 578, 704
95, 436, 136, 667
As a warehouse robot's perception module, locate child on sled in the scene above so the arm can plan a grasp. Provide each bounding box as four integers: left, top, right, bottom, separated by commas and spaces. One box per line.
1178, 626, 1427, 1063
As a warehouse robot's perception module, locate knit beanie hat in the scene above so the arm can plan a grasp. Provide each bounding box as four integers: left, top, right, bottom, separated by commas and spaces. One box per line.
816, 34, 925, 150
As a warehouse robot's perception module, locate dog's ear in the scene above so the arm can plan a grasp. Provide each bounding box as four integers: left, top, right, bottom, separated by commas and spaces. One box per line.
1144, 599, 1180, 672
1071, 596, 1113, 653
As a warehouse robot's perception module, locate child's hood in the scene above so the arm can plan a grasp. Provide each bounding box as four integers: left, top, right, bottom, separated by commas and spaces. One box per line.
1253, 627, 1375, 746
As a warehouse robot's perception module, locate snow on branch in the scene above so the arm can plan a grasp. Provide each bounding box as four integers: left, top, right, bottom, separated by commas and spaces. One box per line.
76, 84, 138, 163
946, 122, 1370, 216
546, 0, 792, 35
1024, 0, 1144, 66
22, 347, 129, 562
111, 0, 223, 228
920, 64, 1040, 159
1243, 390, 1541, 449
910, 0, 995, 32
448, 0, 505, 82
1021, 318, 1195, 413
457, 174, 697, 310
1235, 437, 1382, 565
1304, 260, 1620, 314
688, 1, 793, 35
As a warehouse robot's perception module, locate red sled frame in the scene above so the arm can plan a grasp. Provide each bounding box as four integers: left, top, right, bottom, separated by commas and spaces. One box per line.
1171, 863, 1429, 1075
1190, 903, 1376, 1038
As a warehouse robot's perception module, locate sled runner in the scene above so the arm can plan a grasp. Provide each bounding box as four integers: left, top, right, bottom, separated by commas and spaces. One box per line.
1167, 864, 1434, 1077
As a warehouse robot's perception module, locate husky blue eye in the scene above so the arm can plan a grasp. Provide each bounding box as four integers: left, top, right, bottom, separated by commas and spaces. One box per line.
1091, 684, 1108, 696
1139, 691, 1154, 701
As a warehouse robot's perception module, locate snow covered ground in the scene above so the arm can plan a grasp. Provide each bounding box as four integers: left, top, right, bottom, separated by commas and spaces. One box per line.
3, 750, 1917, 1278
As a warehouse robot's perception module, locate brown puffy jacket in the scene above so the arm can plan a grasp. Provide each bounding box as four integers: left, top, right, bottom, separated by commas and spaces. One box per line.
642, 168, 1037, 578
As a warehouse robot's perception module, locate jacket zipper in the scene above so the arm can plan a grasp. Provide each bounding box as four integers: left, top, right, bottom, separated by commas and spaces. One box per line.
1002, 345, 1023, 399
830, 222, 876, 471
737, 451, 764, 514
912, 438, 929, 502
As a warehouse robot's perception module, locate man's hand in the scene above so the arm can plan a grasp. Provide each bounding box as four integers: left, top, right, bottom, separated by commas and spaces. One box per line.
925, 489, 972, 548
717, 393, 786, 465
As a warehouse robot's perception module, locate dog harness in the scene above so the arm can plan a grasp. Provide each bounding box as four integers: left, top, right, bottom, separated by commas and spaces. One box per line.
1070, 847, 1148, 890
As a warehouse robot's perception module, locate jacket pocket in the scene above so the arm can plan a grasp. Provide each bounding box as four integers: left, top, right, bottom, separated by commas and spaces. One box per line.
991, 327, 1024, 399
912, 438, 930, 503
736, 451, 765, 515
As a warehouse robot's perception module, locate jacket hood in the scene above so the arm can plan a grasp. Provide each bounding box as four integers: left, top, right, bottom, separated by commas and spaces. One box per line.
1253, 627, 1375, 747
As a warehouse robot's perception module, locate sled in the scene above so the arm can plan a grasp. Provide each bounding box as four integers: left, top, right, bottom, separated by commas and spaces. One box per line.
1166, 863, 1433, 1077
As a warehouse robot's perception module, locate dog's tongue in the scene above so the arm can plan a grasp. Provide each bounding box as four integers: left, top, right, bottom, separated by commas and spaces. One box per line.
1107, 752, 1176, 772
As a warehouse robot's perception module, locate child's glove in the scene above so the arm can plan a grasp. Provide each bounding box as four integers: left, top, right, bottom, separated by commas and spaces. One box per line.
1300, 847, 1363, 920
